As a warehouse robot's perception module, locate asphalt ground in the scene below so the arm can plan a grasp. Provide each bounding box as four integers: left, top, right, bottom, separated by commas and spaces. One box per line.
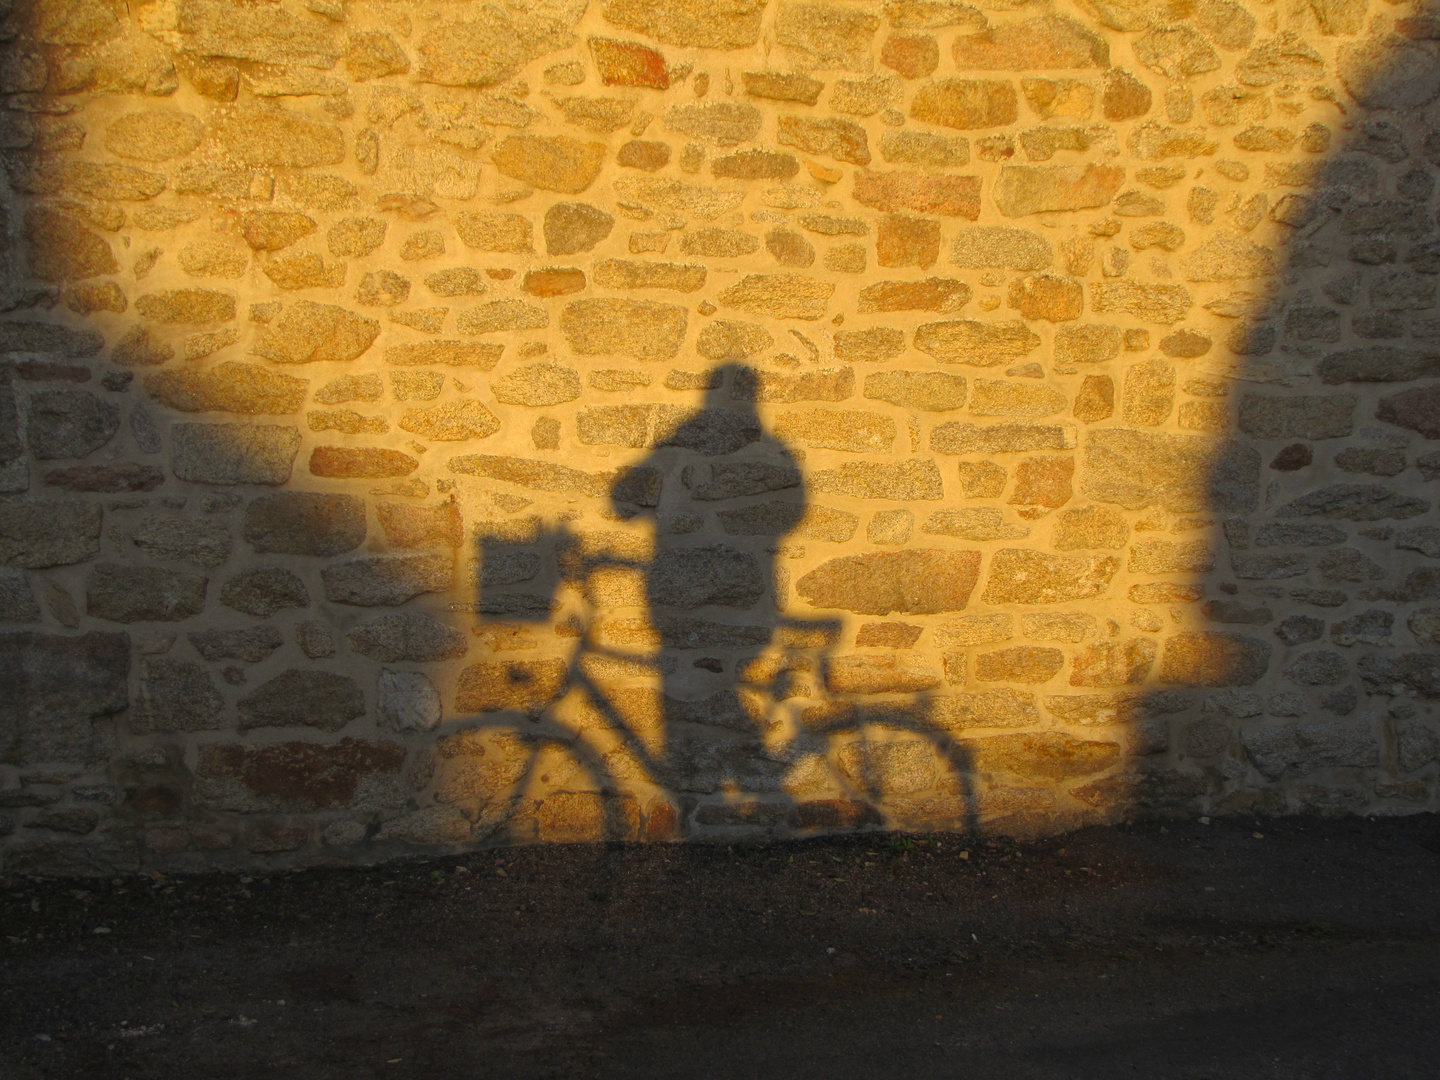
3, 813, 1439, 1079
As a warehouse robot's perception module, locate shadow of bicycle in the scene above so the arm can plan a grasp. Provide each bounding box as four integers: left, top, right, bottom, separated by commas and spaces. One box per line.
420, 364, 991, 843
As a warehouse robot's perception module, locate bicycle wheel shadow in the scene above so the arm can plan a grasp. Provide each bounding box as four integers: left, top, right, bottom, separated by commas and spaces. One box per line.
428, 362, 984, 843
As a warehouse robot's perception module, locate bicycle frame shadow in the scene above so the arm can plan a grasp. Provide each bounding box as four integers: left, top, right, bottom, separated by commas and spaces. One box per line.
432, 364, 988, 844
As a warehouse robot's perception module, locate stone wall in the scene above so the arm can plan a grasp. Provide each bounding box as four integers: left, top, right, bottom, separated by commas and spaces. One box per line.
0, 0, 1437, 875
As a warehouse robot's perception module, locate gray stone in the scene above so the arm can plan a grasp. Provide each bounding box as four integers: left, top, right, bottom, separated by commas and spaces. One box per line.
1202, 600, 1273, 626
1275, 615, 1325, 645
1316, 347, 1440, 384
1244, 719, 1378, 780
0, 631, 129, 765
0, 569, 39, 622
131, 658, 225, 733
26, 390, 119, 459
1397, 526, 1440, 559
1319, 547, 1385, 583
796, 549, 982, 615
1363, 568, 1440, 603
1183, 718, 1231, 758
1285, 650, 1348, 686
656, 407, 763, 456
0, 321, 103, 358
188, 625, 284, 662
1237, 394, 1355, 439
1334, 447, 1406, 477
1277, 484, 1429, 521
378, 669, 443, 733
244, 492, 366, 556
1254, 522, 1346, 547
297, 620, 336, 658
1330, 610, 1393, 647
688, 461, 801, 500
322, 554, 453, 606
132, 516, 233, 568
1395, 715, 1440, 773
238, 669, 366, 732
172, 423, 302, 485
346, 613, 468, 662
649, 546, 765, 609
0, 501, 102, 568
130, 404, 162, 454
219, 567, 309, 616
86, 564, 207, 623
1231, 553, 1310, 579
1358, 653, 1440, 698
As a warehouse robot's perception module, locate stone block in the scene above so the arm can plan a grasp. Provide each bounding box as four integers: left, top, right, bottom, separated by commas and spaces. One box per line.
145, 363, 307, 416
0, 631, 129, 764
975, 646, 1064, 683
244, 493, 365, 557
0, 501, 102, 568
810, 459, 945, 500
85, 564, 207, 623
911, 79, 1018, 129
348, 613, 467, 663
982, 549, 1117, 604
132, 516, 232, 568
194, 738, 406, 813
173, 423, 301, 486
796, 549, 981, 615
456, 659, 568, 715
1244, 720, 1379, 780
914, 319, 1040, 365
323, 555, 452, 607
864, 370, 966, 411
773, 409, 894, 452
1159, 631, 1271, 686
219, 568, 309, 616
561, 299, 688, 358
1237, 394, 1355, 439
1081, 429, 1259, 513
238, 669, 364, 732
1069, 639, 1157, 687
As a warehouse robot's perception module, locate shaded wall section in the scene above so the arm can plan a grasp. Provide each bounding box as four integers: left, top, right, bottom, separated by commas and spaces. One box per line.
0, 0, 1437, 874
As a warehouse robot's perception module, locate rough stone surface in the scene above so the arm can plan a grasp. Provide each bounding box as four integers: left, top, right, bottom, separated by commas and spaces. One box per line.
0, 0, 1433, 864
0, 502, 102, 568
238, 670, 365, 733
86, 564, 208, 623
797, 550, 981, 615
244, 493, 366, 557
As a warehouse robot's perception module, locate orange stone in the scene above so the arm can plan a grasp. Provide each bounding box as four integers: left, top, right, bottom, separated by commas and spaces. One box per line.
309, 446, 418, 478
522, 267, 587, 297
590, 37, 669, 89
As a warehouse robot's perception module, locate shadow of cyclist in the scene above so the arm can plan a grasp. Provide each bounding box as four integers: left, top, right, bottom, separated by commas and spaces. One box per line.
606, 362, 823, 828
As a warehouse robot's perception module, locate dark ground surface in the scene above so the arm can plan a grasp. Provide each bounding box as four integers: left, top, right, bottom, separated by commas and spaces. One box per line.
3, 815, 1440, 1080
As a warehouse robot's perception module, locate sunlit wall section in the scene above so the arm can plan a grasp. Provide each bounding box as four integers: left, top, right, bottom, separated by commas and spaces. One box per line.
0, 0, 1436, 874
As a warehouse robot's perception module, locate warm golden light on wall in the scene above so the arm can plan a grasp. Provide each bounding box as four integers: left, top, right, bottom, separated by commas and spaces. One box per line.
0, 0, 1436, 875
